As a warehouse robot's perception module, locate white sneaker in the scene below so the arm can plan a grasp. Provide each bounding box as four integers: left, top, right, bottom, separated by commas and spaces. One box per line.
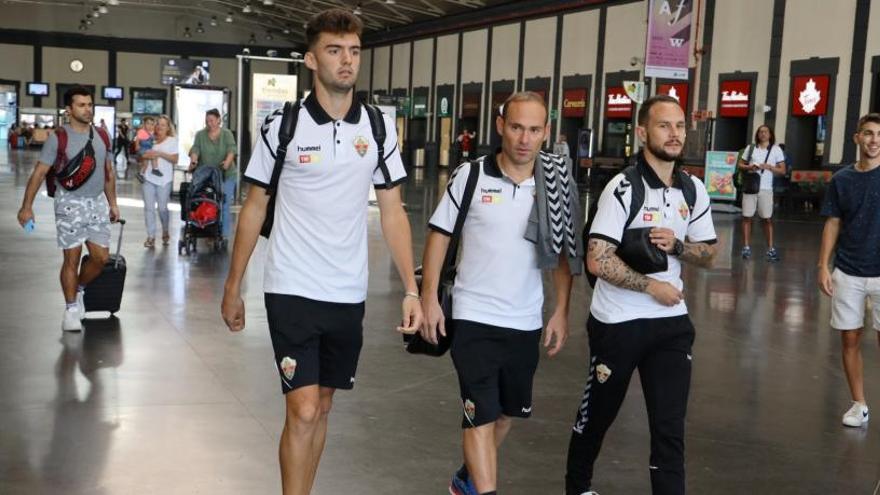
62, 307, 83, 332
842, 401, 869, 427
76, 290, 86, 319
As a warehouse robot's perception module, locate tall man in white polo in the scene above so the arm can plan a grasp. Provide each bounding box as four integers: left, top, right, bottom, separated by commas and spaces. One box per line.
421, 92, 574, 495
220, 9, 423, 495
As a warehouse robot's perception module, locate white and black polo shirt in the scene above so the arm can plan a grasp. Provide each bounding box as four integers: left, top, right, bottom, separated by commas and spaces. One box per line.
244, 93, 407, 303
589, 159, 717, 324
428, 155, 543, 331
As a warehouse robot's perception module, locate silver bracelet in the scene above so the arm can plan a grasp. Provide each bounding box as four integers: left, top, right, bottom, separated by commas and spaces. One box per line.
404, 291, 421, 300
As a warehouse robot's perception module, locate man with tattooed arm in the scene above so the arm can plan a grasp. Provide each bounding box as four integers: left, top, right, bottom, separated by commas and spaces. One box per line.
565, 95, 717, 495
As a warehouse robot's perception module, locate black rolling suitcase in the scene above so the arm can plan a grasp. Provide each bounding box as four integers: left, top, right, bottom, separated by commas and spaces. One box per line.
81, 219, 127, 315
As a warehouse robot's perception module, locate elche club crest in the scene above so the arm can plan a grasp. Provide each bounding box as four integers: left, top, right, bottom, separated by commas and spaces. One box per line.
798, 78, 822, 114
353, 136, 369, 157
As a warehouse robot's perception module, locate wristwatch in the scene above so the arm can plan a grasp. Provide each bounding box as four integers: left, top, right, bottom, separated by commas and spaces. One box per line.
672, 239, 685, 257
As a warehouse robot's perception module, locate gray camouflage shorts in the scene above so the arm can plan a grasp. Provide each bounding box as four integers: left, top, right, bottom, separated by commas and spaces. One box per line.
54, 192, 111, 250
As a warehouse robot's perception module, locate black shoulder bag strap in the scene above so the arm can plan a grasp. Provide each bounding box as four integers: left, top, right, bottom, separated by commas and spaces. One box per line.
260, 100, 300, 238
621, 165, 645, 230
363, 104, 391, 188
440, 160, 482, 282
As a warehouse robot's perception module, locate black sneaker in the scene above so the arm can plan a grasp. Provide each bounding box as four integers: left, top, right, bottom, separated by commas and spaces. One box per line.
151, 169, 164, 177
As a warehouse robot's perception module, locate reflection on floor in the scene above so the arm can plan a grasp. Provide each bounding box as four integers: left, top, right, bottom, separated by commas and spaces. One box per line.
1, 148, 878, 494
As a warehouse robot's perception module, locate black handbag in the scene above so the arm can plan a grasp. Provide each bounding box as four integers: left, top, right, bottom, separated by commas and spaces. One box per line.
616, 227, 668, 275
741, 146, 771, 195
403, 160, 481, 356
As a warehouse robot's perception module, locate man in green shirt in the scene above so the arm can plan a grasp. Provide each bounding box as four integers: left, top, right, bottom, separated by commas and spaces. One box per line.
188, 108, 237, 239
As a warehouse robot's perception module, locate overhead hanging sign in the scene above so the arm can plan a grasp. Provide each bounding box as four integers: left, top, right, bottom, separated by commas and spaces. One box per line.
791, 75, 830, 116
657, 82, 689, 111
644, 0, 692, 80
461, 92, 480, 118
719, 80, 751, 118
623, 81, 646, 104
563, 89, 588, 118
251, 73, 297, 140
605, 87, 633, 118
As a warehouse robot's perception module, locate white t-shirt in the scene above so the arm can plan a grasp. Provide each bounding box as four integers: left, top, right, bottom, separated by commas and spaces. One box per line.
589, 160, 717, 324
428, 156, 543, 331
745, 144, 786, 191
145, 136, 177, 187
244, 94, 407, 303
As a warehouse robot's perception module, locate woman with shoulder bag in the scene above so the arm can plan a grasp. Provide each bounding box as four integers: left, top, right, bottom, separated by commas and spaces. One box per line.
739, 125, 787, 262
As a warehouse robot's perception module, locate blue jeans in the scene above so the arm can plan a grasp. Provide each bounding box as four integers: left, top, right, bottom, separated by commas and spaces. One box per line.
222, 176, 236, 238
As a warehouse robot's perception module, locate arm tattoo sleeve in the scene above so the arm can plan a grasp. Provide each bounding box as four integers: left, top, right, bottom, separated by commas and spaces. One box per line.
679, 242, 716, 268
588, 239, 651, 293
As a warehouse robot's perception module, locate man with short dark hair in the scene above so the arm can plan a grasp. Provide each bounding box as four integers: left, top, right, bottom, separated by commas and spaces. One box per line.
818, 113, 880, 429
188, 108, 237, 240
565, 95, 717, 495
17, 85, 119, 332
422, 91, 579, 495
221, 9, 423, 495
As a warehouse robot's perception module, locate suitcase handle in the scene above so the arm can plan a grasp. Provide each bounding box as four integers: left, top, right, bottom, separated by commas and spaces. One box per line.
114, 218, 126, 269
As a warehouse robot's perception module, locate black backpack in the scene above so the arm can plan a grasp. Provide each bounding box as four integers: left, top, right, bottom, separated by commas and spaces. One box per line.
259, 100, 390, 238
584, 164, 697, 288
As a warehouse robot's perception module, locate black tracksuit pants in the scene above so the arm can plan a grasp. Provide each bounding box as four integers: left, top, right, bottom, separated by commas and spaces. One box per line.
566, 313, 695, 495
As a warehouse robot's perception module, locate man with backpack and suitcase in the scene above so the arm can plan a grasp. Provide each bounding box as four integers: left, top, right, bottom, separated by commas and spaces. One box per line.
565, 95, 717, 495
220, 9, 422, 495
17, 85, 119, 332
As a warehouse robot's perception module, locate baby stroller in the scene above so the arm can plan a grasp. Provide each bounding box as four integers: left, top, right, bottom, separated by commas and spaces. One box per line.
178, 166, 226, 255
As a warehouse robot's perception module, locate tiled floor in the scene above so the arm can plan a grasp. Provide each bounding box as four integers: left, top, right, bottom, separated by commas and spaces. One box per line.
1, 147, 878, 494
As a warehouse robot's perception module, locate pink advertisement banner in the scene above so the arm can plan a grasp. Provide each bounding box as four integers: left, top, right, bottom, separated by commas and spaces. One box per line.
645, 0, 691, 80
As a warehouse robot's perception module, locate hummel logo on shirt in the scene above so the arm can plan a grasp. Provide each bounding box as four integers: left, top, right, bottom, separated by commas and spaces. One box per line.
297, 145, 321, 152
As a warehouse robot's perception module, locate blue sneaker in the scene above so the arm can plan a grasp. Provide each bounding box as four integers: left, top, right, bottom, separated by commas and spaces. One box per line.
449, 470, 477, 495
741, 246, 751, 259
766, 247, 780, 263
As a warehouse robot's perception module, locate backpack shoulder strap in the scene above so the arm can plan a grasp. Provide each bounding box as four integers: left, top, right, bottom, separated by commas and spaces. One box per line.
267, 100, 300, 197
621, 165, 644, 230
678, 169, 698, 210
363, 103, 391, 188
95, 127, 111, 151
54, 127, 68, 170
441, 159, 481, 278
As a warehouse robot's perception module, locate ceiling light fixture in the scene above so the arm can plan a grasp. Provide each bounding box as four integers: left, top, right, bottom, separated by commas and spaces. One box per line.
210, 16, 218, 26
242, 2, 252, 13
183, 27, 192, 38
107, 0, 119, 5
263, 0, 274, 5
282, 24, 291, 35
196, 22, 205, 34
265, 31, 273, 40
353, 3, 362, 15
248, 33, 256, 44
226, 12, 234, 22
385, 0, 395, 3
98, 4, 108, 14
78, 20, 88, 31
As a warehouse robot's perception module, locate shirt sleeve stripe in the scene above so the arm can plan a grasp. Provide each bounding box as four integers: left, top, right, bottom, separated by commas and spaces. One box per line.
374, 176, 407, 190
242, 176, 270, 189
588, 233, 620, 246
689, 206, 711, 224
428, 223, 453, 236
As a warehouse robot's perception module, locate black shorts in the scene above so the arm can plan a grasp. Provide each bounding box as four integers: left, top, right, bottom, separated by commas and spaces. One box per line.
264, 293, 365, 394
450, 319, 542, 428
